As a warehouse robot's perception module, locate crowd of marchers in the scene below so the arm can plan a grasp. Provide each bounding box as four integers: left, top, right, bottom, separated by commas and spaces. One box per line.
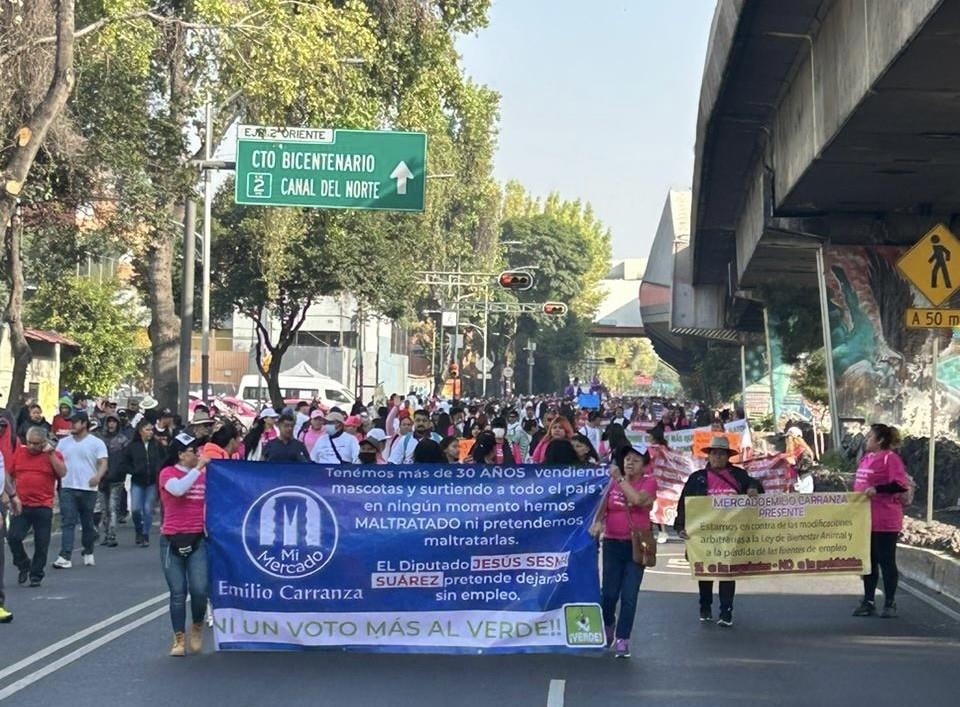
0, 391, 908, 662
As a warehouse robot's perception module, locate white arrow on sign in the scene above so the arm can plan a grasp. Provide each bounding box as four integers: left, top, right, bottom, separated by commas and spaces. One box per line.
390, 161, 414, 195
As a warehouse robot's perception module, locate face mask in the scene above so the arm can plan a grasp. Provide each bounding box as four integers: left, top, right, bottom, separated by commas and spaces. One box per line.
359, 451, 378, 464
493, 428, 506, 439
325, 424, 338, 435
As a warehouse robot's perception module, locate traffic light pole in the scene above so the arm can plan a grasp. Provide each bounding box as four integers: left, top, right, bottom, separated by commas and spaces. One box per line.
482, 286, 489, 396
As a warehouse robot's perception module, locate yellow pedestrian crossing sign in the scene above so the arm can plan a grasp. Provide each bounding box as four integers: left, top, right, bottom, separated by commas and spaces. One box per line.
896, 223, 960, 307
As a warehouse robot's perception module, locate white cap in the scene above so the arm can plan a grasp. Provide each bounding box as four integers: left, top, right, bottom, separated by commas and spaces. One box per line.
787, 426, 803, 438
365, 428, 389, 444
259, 408, 280, 419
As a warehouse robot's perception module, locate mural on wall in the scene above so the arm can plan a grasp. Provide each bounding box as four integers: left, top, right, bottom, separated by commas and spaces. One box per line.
824, 246, 956, 436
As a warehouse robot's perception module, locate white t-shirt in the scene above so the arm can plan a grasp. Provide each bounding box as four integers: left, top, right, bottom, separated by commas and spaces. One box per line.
57, 434, 108, 491
310, 432, 360, 465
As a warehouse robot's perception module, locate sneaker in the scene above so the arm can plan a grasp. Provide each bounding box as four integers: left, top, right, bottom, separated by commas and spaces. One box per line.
699, 606, 712, 623
99, 537, 110, 547
657, 533, 668, 545
852, 600, 876, 617
28, 579, 42, 588
135, 533, 144, 546
83, 554, 95, 567
613, 639, 630, 658
604, 625, 615, 647
105, 540, 118, 548
52, 556, 72, 569
17, 568, 29, 585
141, 539, 150, 548
881, 602, 898, 619
717, 609, 734, 627
0, 607, 13, 624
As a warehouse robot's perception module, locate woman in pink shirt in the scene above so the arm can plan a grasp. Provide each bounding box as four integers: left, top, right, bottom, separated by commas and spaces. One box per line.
159, 434, 209, 657
589, 444, 656, 659
852, 423, 910, 619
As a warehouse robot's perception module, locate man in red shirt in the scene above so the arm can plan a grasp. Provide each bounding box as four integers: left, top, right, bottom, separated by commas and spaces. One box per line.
7, 427, 66, 587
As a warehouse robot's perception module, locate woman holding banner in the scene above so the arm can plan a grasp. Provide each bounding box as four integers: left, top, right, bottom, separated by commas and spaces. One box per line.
675, 436, 762, 627
852, 423, 910, 619
590, 444, 656, 659
158, 434, 210, 657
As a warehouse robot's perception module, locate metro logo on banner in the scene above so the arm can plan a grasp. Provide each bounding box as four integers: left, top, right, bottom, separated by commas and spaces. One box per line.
206, 462, 608, 654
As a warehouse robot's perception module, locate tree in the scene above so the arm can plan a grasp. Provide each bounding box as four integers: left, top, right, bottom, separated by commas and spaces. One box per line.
576, 337, 659, 395
681, 340, 742, 406
1, 0, 77, 414
490, 211, 610, 393
25, 276, 146, 395
793, 348, 828, 405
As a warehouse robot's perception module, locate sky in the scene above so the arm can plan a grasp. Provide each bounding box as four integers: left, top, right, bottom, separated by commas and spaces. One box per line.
457, 0, 717, 259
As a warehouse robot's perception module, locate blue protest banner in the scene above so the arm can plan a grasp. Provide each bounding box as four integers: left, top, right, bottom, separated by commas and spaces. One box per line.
206, 461, 608, 654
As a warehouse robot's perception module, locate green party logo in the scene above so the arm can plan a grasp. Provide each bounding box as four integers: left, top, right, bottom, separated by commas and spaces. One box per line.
563, 604, 605, 647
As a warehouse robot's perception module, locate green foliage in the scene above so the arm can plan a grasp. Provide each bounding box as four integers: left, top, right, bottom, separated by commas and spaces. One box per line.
25, 277, 147, 395
792, 348, 828, 405
576, 337, 659, 395
492, 210, 611, 393
681, 340, 742, 405
761, 285, 823, 365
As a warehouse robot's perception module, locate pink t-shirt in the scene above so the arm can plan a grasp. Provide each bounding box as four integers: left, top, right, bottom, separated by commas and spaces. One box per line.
302, 428, 325, 454
706, 468, 741, 496
854, 451, 908, 532
159, 465, 206, 535
604, 475, 658, 540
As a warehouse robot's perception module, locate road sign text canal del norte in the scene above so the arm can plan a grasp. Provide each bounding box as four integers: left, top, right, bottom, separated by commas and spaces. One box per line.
235, 125, 426, 212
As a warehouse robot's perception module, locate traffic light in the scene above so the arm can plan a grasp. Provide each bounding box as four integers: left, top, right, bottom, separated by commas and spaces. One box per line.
498, 271, 534, 291
541, 302, 568, 316
448, 362, 460, 378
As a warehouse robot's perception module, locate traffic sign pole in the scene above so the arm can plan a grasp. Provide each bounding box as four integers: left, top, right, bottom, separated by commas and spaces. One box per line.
895, 224, 960, 522
928, 336, 938, 523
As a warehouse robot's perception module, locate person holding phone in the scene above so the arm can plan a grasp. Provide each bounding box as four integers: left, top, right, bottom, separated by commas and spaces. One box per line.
159, 434, 209, 656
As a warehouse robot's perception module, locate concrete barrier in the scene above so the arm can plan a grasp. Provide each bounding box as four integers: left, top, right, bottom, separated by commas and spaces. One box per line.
898, 544, 960, 605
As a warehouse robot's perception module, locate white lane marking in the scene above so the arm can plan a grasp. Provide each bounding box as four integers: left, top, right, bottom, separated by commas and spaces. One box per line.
0, 593, 167, 682
0, 606, 167, 702
546, 679, 565, 707
900, 581, 960, 623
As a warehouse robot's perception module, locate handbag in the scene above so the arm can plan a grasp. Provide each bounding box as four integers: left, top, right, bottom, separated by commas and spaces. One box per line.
625, 496, 657, 568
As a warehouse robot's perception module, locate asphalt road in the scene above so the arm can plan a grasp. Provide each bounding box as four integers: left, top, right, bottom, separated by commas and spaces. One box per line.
1, 527, 958, 707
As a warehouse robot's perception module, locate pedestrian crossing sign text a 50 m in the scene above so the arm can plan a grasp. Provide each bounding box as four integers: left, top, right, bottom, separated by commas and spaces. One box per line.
896, 223, 960, 307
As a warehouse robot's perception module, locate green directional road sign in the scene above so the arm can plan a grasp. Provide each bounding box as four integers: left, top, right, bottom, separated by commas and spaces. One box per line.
235, 125, 426, 212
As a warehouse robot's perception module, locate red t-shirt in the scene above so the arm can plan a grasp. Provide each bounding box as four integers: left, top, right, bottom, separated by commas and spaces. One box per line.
51, 415, 72, 438
8, 446, 63, 508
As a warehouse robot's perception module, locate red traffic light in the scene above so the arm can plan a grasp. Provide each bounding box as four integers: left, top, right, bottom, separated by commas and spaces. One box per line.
498, 271, 534, 291
542, 302, 568, 316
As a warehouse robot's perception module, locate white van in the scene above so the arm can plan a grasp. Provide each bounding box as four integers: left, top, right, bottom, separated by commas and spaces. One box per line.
237, 361, 355, 409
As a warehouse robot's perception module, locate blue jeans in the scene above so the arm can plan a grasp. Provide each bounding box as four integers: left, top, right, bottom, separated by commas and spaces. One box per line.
601, 538, 645, 640
130, 484, 158, 540
160, 535, 209, 632
59, 489, 98, 558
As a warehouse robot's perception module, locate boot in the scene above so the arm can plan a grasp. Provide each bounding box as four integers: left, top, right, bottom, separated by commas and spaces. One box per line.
189, 623, 204, 654
169, 632, 186, 657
